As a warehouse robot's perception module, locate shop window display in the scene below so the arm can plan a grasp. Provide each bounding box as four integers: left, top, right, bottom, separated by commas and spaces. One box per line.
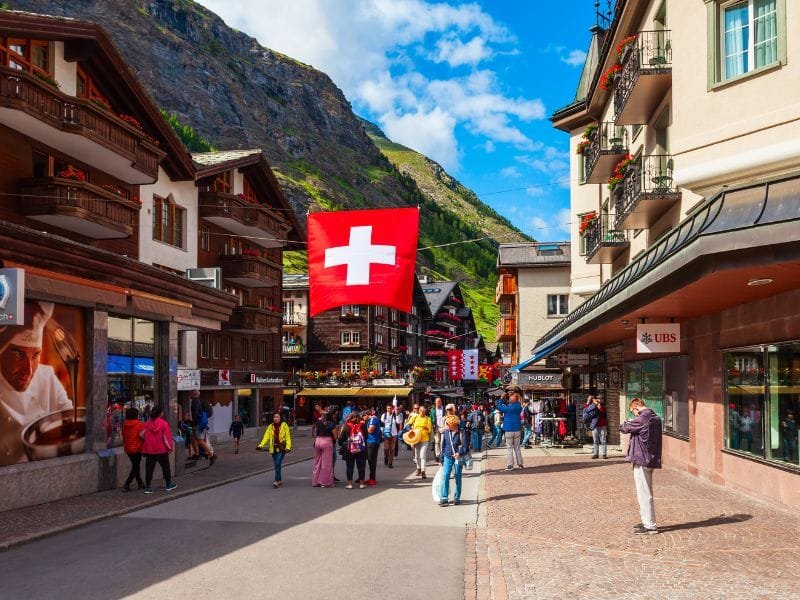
625, 357, 689, 438
724, 344, 800, 468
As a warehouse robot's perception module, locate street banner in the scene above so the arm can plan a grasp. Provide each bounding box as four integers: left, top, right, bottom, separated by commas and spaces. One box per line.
463, 349, 479, 380
447, 349, 463, 379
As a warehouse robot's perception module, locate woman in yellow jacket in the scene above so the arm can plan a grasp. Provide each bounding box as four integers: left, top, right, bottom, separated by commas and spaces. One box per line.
407, 405, 432, 479
258, 412, 292, 488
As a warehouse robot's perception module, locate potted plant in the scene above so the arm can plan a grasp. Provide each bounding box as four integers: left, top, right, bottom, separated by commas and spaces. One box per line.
607, 154, 635, 191
599, 64, 622, 90
617, 35, 637, 61
578, 211, 598, 236
583, 123, 598, 139
576, 139, 591, 155
34, 71, 60, 89
56, 166, 87, 182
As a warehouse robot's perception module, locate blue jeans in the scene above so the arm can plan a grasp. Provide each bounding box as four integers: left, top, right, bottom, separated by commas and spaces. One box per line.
272, 451, 285, 481
522, 423, 533, 447
489, 426, 503, 447
441, 455, 463, 502
592, 427, 607, 457
471, 428, 483, 452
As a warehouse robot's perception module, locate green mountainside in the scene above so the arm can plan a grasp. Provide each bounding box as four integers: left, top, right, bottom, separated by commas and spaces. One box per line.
14, 0, 532, 342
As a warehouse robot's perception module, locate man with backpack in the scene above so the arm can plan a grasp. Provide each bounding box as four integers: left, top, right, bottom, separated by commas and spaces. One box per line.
582, 395, 608, 459
190, 390, 217, 465
469, 403, 485, 452
521, 399, 534, 448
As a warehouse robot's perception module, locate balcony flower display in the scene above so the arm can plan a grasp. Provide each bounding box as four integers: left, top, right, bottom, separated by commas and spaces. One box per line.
576, 139, 591, 155
242, 249, 260, 257
91, 98, 111, 111
398, 345, 409, 352
599, 64, 622, 90
398, 320, 409, 328
118, 114, 143, 130
607, 154, 635, 191
238, 192, 259, 205
34, 71, 60, 89
582, 123, 598, 139
617, 35, 637, 60
101, 183, 128, 199
578, 211, 598, 236
56, 166, 87, 182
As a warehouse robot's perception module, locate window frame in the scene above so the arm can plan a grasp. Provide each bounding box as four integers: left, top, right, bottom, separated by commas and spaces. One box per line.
706, 0, 785, 89
546, 294, 569, 317
152, 195, 185, 249
341, 330, 361, 346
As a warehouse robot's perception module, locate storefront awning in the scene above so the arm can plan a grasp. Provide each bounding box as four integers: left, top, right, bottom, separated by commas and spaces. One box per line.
511, 337, 566, 372
283, 388, 297, 395
355, 387, 413, 397
297, 387, 362, 397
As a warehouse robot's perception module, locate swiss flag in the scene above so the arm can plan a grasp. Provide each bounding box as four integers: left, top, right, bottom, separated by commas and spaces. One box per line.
308, 207, 419, 317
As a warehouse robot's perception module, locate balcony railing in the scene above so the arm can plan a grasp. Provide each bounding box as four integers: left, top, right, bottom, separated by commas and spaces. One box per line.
614, 155, 681, 230
282, 343, 305, 355
496, 316, 516, 342
614, 30, 672, 125
495, 273, 517, 303
583, 122, 630, 184
217, 253, 281, 287
226, 306, 280, 333
282, 314, 308, 326
18, 177, 140, 239
0, 68, 163, 182
583, 217, 630, 264
199, 191, 290, 248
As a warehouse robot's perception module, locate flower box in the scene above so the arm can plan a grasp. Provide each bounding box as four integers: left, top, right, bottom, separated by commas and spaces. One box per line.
578, 211, 598, 236
56, 166, 87, 182
607, 154, 635, 191
617, 35, 637, 61
599, 64, 622, 90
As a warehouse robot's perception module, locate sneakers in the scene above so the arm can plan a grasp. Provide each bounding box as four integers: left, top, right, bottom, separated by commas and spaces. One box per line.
359, 483, 366, 489
272, 481, 279, 488
415, 468, 421, 476
505, 465, 514, 471
453, 499, 461, 505
591, 455, 599, 459
515, 465, 523, 470
633, 525, 659, 535
603, 455, 609, 459
421, 471, 427, 479
345, 483, 353, 489
334, 477, 341, 482
165, 482, 177, 491
366, 479, 377, 486
209, 454, 218, 466
384, 458, 389, 466
438, 500, 449, 507
143, 487, 153, 494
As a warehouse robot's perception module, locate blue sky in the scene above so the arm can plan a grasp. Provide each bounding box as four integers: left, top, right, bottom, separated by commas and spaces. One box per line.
197, 0, 601, 241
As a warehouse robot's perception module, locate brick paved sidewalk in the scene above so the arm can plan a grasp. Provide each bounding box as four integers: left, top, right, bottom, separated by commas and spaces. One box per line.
0, 428, 316, 551
466, 445, 800, 600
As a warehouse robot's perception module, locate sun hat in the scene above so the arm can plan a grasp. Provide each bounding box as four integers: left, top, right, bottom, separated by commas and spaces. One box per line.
445, 415, 460, 428
402, 430, 419, 445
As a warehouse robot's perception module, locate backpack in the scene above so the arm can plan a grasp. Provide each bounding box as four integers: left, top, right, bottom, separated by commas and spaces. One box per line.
198, 409, 209, 432
202, 402, 213, 418
348, 429, 365, 454
581, 403, 598, 427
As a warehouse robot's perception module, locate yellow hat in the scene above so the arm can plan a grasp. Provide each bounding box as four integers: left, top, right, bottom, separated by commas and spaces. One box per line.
402, 430, 419, 445
445, 415, 460, 428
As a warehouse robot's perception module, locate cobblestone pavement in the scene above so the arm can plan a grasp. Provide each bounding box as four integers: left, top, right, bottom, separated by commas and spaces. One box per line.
0, 428, 315, 551
467, 445, 800, 600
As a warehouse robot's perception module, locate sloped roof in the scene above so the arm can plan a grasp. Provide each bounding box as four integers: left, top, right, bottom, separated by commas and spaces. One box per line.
283, 274, 309, 289
191, 149, 263, 168
498, 242, 571, 267
420, 280, 458, 315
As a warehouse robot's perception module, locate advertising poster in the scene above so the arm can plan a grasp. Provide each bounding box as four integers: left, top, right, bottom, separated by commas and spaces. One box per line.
0, 300, 85, 466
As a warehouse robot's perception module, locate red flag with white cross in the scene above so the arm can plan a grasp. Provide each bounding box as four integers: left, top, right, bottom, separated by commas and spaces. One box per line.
307, 207, 419, 317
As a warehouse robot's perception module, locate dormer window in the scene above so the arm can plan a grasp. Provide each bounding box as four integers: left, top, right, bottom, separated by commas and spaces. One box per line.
0, 38, 51, 77
213, 170, 232, 194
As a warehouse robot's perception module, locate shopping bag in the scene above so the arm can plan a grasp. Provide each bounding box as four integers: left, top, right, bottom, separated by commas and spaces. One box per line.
431, 467, 444, 503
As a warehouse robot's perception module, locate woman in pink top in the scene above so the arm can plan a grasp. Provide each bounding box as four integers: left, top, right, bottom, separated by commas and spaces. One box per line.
140, 406, 176, 493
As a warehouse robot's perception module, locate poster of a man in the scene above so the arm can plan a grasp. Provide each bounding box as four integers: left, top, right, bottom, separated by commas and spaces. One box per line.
0, 300, 84, 466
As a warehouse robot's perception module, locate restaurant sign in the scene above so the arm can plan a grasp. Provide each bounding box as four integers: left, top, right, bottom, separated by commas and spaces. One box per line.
636, 323, 680, 354
0, 268, 24, 326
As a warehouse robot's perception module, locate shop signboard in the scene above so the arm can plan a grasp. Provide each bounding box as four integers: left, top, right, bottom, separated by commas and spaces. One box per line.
250, 373, 284, 385
636, 324, 680, 354
0, 268, 24, 326
218, 369, 231, 386
371, 378, 407, 386
0, 300, 86, 466
517, 372, 562, 388
178, 369, 201, 390
557, 353, 590, 366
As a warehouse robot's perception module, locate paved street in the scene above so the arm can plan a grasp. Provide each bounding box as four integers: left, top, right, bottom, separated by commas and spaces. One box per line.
469, 446, 800, 600
0, 443, 482, 600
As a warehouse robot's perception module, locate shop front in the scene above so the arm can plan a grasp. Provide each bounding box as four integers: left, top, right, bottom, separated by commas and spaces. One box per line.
529, 178, 800, 509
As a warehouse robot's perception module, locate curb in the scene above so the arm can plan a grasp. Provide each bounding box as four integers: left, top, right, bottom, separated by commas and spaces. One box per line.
0, 452, 314, 553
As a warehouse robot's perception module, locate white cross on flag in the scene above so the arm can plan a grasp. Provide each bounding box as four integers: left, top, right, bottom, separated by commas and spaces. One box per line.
307, 207, 419, 317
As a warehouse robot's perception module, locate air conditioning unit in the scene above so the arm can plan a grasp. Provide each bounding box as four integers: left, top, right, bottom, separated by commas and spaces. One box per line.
186, 267, 222, 289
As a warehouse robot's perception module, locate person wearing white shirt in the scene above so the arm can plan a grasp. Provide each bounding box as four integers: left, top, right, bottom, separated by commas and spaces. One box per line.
380, 404, 402, 468
433, 397, 445, 462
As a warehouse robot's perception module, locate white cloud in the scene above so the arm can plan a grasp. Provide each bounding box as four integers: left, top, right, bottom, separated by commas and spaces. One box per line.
196, 0, 546, 171
381, 107, 459, 170
500, 166, 521, 179
562, 49, 587, 67
527, 208, 570, 240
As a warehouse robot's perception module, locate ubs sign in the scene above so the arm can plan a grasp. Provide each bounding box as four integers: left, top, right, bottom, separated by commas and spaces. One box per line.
636, 323, 680, 353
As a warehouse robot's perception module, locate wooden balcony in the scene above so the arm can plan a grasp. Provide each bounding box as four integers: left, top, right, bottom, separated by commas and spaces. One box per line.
583, 218, 630, 265
614, 155, 681, 230
0, 68, 163, 183
18, 177, 140, 239
199, 191, 290, 249
225, 306, 280, 334
583, 122, 630, 184
495, 273, 517, 303
496, 316, 516, 342
217, 253, 281, 288
614, 30, 672, 125
282, 314, 308, 327
282, 342, 305, 356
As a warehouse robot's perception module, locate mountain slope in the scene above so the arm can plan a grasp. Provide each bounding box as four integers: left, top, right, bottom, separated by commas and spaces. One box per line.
12, 0, 531, 341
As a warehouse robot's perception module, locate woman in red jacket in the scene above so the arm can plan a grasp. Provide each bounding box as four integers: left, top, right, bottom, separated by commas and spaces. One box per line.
121, 407, 144, 491
140, 406, 176, 493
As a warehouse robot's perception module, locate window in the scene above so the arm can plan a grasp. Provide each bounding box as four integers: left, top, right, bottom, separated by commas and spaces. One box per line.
547, 294, 569, 317
725, 343, 800, 468
259, 341, 267, 363
199, 334, 209, 359
199, 227, 210, 251
709, 0, 784, 85
241, 339, 249, 362
625, 357, 689, 437
242, 177, 259, 204
223, 336, 232, 360
341, 331, 360, 346
211, 335, 220, 360
178, 331, 187, 366
341, 305, 360, 317
251, 340, 258, 362
0, 38, 51, 77
152, 195, 185, 248
341, 361, 361, 374
375, 332, 384, 346
213, 170, 232, 193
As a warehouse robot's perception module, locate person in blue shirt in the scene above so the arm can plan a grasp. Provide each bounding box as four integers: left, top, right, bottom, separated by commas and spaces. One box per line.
439, 415, 469, 506
496, 386, 524, 470
364, 410, 383, 485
